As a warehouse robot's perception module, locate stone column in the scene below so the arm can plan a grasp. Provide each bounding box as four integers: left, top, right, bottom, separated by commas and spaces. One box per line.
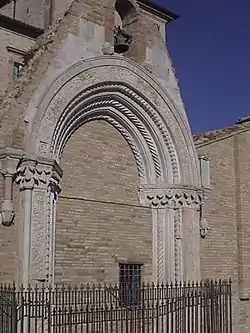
152, 207, 175, 282
16, 157, 62, 286
140, 186, 203, 283
182, 207, 201, 281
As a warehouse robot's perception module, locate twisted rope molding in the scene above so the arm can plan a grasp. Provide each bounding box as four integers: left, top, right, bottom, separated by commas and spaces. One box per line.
53, 82, 179, 181
52, 98, 162, 181
45, 186, 52, 284
174, 209, 182, 281
157, 209, 165, 282
59, 113, 146, 180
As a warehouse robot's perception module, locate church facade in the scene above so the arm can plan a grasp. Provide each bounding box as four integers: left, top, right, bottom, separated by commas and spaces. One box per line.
0, 1, 249, 332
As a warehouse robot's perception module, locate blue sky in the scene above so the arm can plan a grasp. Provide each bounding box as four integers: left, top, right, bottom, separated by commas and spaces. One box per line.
154, 0, 250, 134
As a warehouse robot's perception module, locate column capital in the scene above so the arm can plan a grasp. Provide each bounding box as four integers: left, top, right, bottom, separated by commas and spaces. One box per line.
15, 156, 63, 191
139, 184, 205, 209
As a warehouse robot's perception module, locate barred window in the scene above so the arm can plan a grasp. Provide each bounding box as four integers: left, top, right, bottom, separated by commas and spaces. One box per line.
119, 263, 142, 306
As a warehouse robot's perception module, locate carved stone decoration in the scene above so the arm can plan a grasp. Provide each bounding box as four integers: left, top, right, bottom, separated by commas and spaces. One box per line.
199, 198, 210, 238
53, 95, 165, 183
15, 157, 62, 285
140, 186, 203, 209
23, 57, 205, 283
200, 216, 210, 239
30, 190, 47, 282
142, 186, 203, 282
174, 209, 183, 281
16, 161, 52, 190
156, 209, 165, 282
200, 188, 211, 238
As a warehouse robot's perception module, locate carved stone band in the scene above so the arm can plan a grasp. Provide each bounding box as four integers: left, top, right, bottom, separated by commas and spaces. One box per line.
15, 157, 62, 191
140, 187, 203, 209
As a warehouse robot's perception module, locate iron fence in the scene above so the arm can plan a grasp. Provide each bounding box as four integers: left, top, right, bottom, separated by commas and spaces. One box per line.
0, 279, 232, 333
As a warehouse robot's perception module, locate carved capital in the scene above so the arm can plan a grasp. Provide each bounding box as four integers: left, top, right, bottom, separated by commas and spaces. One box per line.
15, 157, 63, 191
139, 185, 203, 209
16, 162, 49, 190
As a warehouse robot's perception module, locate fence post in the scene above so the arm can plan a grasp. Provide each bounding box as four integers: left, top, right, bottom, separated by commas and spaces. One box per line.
11, 284, 17, 333
0, 279, 233, 333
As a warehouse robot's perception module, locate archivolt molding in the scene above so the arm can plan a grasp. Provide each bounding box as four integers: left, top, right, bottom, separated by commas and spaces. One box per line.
16, 55, 204, 283
51, 82, 179, 184
62, 112, 146, 180
53, 99, 159, 182
25, 56, 201, 186
57, 82, 179, 181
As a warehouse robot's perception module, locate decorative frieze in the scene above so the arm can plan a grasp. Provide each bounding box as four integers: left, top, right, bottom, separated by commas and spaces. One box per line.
140, 187, 203, 209
16, 163, 51, 190
15, 157, 62, 190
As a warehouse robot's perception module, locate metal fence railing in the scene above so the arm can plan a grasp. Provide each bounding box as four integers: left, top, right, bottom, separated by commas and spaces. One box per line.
0, 279, 232, 333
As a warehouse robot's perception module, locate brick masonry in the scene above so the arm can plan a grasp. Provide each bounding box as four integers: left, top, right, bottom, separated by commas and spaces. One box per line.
56, 121, 152, 284
196, 124, 250, 333
0, 0, 246, 332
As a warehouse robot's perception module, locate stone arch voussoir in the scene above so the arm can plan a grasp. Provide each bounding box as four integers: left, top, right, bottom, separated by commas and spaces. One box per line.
25, 56, 199, 186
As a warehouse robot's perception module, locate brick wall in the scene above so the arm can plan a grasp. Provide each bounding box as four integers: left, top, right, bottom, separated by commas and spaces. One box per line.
196, 128, 250, 333
56, 121, 152, 284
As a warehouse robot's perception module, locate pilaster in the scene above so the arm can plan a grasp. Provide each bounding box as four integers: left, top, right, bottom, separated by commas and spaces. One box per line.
15, 156, 62, 286
140, 185, 204, 282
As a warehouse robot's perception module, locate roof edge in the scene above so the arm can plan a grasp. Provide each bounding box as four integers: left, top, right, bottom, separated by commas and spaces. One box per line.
0, 14, 44, 38
193, 123, 250, 147
137, 1, 179, 22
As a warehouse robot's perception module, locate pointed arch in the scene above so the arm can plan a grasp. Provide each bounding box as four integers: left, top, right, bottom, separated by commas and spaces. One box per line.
25, 56, 199, 186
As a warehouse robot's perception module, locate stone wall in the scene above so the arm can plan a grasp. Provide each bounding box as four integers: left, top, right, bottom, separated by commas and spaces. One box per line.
196, 126, 250, 333
56, 121, 152, 284
0, 28, 35, 92
52, 0, 73, 23
0, 0, 46, 29
0, 0, 201, 293
0, 1, 183, 148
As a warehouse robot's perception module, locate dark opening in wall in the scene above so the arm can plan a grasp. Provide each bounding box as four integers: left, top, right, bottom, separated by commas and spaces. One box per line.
114, 0, 137, 54
115, 0, 135, 20
119, 263, 142, 306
